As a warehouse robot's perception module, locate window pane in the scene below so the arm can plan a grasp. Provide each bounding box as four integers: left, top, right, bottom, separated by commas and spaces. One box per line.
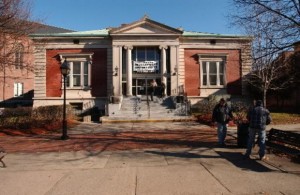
209, 62, 217, 74
84, 75, 88, 86
73, 62, 81, 74
209, 75, 217, 85
219, 75, 224, 85
84, 62, 88, 74
14, 83, 18, 96
66, 76, 70, 87
137, 48, 146, 61
18, 83, 23, 95
203, 75, 207, 85
202, 62, 207, 73
73, 75, 81, 86
219, 62, 224, 73
146, 47, 155, 60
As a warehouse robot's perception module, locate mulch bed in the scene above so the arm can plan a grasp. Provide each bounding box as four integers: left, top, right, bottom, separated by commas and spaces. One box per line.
0, 128, 225, 153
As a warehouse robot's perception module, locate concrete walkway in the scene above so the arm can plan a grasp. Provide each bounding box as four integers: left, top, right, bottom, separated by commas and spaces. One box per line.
0, 122, 299, 195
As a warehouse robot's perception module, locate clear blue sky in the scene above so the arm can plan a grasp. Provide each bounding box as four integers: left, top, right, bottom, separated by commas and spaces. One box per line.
32, 0, 240, 34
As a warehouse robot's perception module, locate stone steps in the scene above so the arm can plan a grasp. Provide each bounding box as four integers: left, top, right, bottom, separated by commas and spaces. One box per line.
102, 96, 194, 123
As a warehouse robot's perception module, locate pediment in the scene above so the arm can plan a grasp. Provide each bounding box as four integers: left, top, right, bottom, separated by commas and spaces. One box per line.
110, 17, 183, 36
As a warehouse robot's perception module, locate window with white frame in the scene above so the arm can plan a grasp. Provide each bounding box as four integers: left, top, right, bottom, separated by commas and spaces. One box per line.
14, 82, 24, 97
67, 61, 89, 87
198, 54, 227, 87
59, 53, 93, 88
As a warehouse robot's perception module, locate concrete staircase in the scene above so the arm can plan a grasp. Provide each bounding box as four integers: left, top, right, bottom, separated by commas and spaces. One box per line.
101, 96, 194, 123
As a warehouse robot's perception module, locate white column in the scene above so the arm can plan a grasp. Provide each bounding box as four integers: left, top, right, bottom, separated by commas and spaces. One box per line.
125, 46, 133, 96
119, 46, 123, 96
170, 46, 178, 95
159, 45, 168, 95
112, 45, 120, 97
88, 55, 92, 87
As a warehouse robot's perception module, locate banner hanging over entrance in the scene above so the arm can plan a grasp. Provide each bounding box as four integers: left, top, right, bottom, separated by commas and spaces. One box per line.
133, 61, 159, 73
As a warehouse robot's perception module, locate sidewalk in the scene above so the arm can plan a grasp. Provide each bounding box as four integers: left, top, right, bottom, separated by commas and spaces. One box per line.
0, 122, 300, 195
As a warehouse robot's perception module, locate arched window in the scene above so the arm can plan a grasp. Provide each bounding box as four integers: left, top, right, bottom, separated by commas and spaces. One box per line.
15, 43, 24, 69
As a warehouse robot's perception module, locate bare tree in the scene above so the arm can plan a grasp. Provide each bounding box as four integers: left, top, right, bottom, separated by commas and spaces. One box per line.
0, 0, 39, 73
231, 0, 300, 107
0, 0, 42, 101
232, 0, 300, 57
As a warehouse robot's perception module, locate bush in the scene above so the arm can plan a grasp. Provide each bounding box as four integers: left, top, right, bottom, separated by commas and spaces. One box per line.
0, 105, 76, 132
0, 107, 32, 129
231, 101, 250, 124
31, 105, 76, 131
192, 95, 218, 114
191, 96, 219, 126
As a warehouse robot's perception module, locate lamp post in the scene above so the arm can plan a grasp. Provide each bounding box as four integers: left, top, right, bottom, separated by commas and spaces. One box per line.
60, 59, 70, 140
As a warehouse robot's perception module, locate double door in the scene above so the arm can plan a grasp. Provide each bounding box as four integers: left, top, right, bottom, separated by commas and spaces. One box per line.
132, 78, 161, 97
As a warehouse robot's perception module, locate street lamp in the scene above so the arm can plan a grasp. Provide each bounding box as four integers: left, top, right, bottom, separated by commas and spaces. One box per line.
60, 59, 70, 140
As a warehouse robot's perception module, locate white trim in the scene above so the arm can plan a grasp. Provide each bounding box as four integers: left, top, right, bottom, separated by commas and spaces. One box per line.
198, 54, 227, 89
67, 61, 90, 88
59, 53, 93, 62
58, 53, 93, 89
14, 82, 24, 97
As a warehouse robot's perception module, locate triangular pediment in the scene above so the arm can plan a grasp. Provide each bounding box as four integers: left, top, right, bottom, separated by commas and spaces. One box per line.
110, 16, 183, 36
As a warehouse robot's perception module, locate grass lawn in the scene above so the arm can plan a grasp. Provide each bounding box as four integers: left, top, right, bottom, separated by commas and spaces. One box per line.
270, 113, 300, 125
193, 112, 300, 126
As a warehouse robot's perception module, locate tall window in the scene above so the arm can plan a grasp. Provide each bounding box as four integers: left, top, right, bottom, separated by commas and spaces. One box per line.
132, 47, 161, 73
67, 61, 90, 88
199, 55, 226, 87
202, 61, 224, 86
14, 82, 23, 97
15, 44, 24, 69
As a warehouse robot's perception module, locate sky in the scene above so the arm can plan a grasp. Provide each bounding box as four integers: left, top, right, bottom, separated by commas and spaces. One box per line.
31, 0, 241, 35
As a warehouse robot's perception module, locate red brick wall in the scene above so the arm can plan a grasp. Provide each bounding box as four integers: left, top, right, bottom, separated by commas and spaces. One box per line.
184, 50, 200, 96
46, 48, 107, 97
184, 49, 241, 96
0, 37, 34, 101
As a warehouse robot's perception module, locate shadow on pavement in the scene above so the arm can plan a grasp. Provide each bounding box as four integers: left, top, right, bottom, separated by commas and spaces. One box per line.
216, 151, 274, 172
144, 149, 219, 159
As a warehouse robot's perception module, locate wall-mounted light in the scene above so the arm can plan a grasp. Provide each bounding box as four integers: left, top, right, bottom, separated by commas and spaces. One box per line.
113, 66, 119, 76
172, 67, 178, 76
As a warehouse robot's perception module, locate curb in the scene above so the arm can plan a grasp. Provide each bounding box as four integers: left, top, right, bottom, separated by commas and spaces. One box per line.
100, 116, 197, 123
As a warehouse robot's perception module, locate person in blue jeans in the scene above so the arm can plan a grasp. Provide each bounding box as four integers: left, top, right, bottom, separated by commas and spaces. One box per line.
212, 98, 233, 147
244, 100, 271, 160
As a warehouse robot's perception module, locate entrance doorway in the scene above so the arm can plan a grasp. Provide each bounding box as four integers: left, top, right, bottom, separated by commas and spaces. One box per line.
132, 78, 161, 98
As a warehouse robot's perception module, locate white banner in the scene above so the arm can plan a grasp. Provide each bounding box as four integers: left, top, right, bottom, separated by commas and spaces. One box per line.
133, 61, 159, 73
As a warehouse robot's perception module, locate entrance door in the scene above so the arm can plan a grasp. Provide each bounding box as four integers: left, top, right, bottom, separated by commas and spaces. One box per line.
132, 78, 160, 98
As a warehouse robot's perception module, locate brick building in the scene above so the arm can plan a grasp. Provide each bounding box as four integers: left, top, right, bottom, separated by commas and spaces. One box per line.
31, 16, 252, 117
267, 41, 300, 112
0, 24, 74, 107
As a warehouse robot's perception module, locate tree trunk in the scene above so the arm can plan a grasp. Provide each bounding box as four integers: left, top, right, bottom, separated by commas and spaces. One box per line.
263, 88, 267, 108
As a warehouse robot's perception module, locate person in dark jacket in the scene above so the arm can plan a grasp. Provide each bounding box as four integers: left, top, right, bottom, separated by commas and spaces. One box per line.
212, 98, 233, 147
244, 100, 271, 160
149, 79, 157, 101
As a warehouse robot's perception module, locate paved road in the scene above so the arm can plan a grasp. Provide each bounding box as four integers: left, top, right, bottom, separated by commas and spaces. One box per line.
0, 122, 299, 195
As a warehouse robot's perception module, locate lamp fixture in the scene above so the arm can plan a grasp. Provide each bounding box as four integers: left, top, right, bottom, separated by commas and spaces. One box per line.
113, 66, 119, 76
172, 67, 178, 76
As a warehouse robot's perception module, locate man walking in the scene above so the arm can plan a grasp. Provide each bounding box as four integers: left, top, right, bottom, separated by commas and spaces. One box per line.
212, 98, 233, 147
149, 79, 157, 101
244, 100, 271, 160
